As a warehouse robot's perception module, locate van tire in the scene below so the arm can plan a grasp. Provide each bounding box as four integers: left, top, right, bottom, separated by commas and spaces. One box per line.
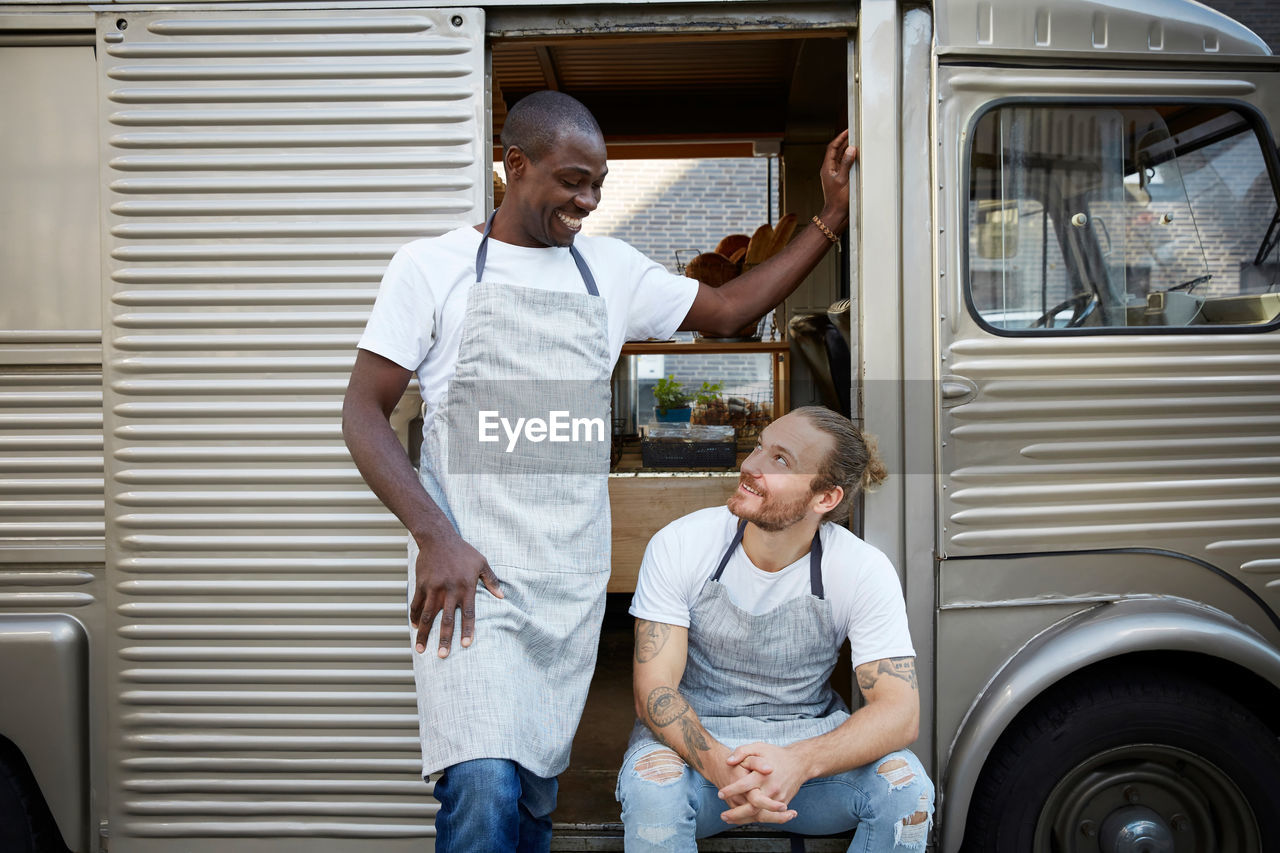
961, 667, 1280, 853
0, 740, 67, 853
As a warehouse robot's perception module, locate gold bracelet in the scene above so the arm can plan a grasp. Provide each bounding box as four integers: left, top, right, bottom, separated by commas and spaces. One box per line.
812, 214, 839, 244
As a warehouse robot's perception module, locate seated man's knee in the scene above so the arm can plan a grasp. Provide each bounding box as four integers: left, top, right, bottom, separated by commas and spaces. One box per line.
619, 747, 687, 804
633, 748, 686, 785
618, 748, 693, 845
873, 754, 934, 849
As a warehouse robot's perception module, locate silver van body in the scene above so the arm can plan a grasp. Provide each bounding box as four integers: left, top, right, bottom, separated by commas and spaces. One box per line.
1, 0, 1276, 851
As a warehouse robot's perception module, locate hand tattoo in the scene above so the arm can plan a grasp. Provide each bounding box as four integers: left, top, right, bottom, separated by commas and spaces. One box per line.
635, 620, 671, 663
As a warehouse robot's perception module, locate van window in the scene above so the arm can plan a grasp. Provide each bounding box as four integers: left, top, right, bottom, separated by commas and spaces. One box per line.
967, 103, 1280, 331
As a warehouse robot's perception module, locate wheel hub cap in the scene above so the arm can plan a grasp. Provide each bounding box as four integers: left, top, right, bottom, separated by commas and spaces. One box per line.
1100, 805, 1174, 853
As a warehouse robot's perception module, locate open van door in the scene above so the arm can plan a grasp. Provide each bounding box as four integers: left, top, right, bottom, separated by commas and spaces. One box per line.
96, 8, 484, 849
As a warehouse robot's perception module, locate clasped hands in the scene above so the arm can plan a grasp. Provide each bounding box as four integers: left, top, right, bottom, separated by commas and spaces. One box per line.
713, 741, 809, 825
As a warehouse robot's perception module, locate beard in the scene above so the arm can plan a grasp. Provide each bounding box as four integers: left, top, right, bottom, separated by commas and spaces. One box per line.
727, 475, 813, 532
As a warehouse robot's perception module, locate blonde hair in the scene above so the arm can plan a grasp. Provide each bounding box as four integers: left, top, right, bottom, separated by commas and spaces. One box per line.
792, 406, 887, 522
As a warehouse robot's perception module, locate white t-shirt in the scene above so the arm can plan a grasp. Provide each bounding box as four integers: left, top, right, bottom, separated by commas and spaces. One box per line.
630, 506, 916, 668
357, 225, 699, 411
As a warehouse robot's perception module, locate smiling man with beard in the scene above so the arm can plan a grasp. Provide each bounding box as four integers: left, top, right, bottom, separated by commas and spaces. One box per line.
617, 406, 934, 852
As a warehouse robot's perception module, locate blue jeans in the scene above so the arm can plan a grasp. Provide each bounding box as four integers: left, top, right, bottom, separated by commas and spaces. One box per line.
616, 743, 934, 853
433, 758, 558, 853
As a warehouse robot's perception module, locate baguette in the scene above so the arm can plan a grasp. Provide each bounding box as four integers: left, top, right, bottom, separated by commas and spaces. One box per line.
742, 223, 775, 270
768, 213, 798, 256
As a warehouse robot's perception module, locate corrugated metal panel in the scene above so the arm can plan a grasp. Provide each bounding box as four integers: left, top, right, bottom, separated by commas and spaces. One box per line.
99, 9, 483, 849
0, 370, 105, 560
940, 333, 1280, 616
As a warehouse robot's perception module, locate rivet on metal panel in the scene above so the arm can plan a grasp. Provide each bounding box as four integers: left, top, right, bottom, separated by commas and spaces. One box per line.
451, 15, 464, 27
116, 18, 127, 30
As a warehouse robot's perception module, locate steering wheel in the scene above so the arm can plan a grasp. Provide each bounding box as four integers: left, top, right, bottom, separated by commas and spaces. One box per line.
1030, 291, 1098, 329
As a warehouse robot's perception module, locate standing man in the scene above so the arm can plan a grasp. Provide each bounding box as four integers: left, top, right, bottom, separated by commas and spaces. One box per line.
617, 407, 933, 851
342, 90, 856, 852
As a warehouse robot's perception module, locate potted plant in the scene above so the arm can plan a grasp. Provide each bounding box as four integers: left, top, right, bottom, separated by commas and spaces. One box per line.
691, 381, 724, 425
652, 375, 692, 422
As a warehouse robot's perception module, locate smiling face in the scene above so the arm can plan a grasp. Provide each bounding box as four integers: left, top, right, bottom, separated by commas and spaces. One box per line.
727, 412, 839, 533
502, 128, 608, 248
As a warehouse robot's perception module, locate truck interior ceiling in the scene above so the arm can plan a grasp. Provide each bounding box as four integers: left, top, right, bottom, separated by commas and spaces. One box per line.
490, 28, 850, 828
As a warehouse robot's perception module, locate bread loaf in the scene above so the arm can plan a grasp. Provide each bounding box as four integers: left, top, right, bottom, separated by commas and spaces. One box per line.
685, 252, 739, 287
715, 234, 750, 258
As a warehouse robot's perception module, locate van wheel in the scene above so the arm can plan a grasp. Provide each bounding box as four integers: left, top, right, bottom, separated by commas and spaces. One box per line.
962, 668, 1280, 852
0, 741, 66, 853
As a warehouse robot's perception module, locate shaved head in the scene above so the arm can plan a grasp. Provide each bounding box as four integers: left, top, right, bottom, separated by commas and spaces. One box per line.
501, 90, 603, 161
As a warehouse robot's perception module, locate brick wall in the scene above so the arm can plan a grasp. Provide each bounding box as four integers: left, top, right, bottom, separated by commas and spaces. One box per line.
502, 156, 785, 403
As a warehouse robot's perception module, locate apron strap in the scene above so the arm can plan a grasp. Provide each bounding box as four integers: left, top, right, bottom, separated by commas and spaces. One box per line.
712, 518, 826, 600
475, 210, 599, 296
808, 527, 825, 600
711, 519, 748, 581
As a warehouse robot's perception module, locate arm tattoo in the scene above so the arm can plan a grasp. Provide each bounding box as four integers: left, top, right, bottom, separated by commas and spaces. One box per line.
859, 656, 918, 693
646, 685, 689, 727
677, 717, 709, 771
881, 657, 918, 689
645, 686, 709, 770
635, 620, 671, 663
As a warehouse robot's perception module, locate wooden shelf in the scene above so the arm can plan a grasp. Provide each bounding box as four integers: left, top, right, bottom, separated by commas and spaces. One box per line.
619, 338, 790, 418
620, 338, 788, 355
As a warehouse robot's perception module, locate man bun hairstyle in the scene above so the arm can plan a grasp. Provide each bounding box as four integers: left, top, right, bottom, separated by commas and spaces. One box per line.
500, 90, 603, 162
793, 405, 887, 523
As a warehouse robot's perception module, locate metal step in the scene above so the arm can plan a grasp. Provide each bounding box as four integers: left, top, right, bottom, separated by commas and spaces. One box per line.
551, 824, 853, 852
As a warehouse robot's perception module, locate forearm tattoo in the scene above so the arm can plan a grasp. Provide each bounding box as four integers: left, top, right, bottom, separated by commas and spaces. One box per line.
645, 686, 708, 771
635, 620, 671, 663
857, 656, 918, 692
646, 686, 687, 726
677, 718, 709, 770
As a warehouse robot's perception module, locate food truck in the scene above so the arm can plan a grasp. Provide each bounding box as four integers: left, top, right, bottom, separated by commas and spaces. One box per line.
1, 0, 1278, 850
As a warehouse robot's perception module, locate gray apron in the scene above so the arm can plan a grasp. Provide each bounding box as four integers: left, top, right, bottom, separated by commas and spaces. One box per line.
410, 215, 613, 779
630, 519, 850, 752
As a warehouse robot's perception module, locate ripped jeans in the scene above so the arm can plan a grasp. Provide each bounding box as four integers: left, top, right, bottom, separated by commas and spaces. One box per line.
615, 742, 934, 853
